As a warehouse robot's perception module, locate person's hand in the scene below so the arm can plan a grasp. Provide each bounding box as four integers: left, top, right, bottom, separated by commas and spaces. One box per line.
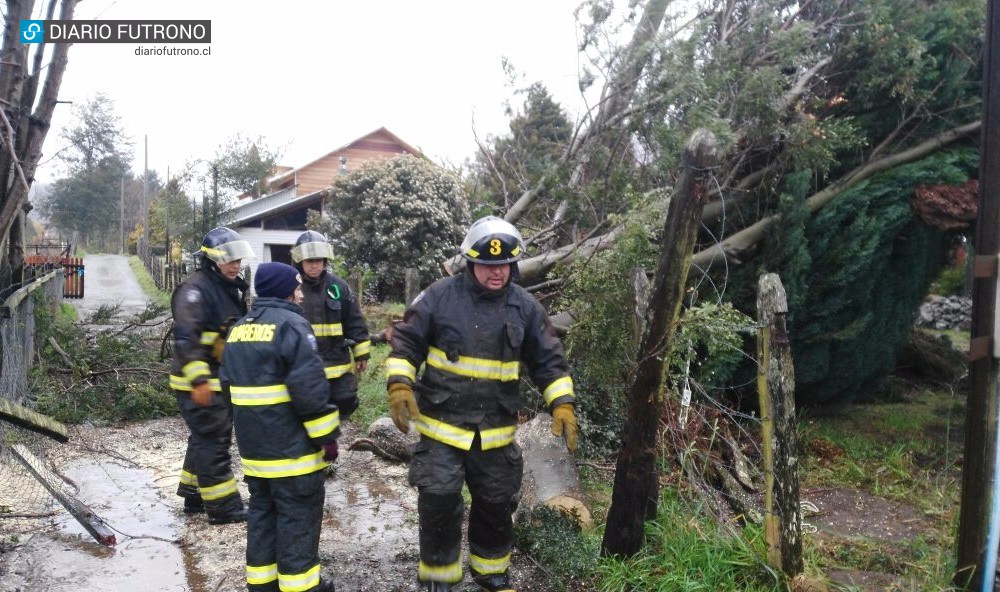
191, 382, 213, 407
355, 359, 369, 374
388, 383, 420, 433
551, 404, 578, 453
322, 441, 339, 462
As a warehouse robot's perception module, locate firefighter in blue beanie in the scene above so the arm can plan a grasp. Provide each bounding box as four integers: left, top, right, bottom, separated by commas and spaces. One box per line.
222, 262, 339, 592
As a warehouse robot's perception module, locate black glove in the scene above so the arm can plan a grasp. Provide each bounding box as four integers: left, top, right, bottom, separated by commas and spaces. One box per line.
322, 441, 339, 462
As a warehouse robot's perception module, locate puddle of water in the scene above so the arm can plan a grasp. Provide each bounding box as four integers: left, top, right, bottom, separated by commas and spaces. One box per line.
4, 459, 190, 591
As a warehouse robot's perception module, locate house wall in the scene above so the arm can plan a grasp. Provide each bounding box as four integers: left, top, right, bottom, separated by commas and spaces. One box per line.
233, 225, 302, 278
292, 131, 414, 196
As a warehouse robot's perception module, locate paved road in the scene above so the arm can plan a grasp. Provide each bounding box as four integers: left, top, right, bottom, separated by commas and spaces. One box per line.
72, 254, 151, 320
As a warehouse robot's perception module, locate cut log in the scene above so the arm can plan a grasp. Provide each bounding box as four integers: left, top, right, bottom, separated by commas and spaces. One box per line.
10, 444, 116, 546
514, 414, 593, 530
0, 398, 68, 442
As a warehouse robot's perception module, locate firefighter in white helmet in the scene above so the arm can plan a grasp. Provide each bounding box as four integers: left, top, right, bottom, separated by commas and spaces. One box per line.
385, 216, 578, 592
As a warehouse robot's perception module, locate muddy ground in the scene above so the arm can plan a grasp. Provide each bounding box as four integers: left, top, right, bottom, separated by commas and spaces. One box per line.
0, 417, 556, 592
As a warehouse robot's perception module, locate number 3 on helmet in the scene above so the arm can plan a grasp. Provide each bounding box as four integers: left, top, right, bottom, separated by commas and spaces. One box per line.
460, 216, 523, 265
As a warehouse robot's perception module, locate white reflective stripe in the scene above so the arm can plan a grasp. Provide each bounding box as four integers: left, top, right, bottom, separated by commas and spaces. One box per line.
170, 375, 222, 392
469, 552, 512, 575
542, 376, 574, 405
304, 411, 340, 438
352, 340, 371, 358
386, 357, 417, 381
247, 563, 278, 585
418, 559, 463, 583
200, 478, 238, 501
241, 451, 327, 479
479, 425, 516, 450
324, 363, 353, 379
230, 385, 291, 405
278, 563, 321, 592
200, 331, 219, 346
415, 416, 476, 450
179, 470, 198, 487
312, 323, 344, 337
426, 346, 519, 382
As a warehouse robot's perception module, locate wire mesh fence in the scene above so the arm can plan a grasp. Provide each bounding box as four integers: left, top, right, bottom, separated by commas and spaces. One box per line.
0, 271, 67, 545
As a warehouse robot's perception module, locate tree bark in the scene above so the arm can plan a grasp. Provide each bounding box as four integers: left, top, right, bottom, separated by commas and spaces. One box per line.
602, 128, 717, 557
0, 0, 77, 271
756, 273, 802, 576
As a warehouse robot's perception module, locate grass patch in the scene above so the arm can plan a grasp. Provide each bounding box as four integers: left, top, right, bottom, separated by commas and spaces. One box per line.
128, 255, 172, 309
352, 341, 392, 430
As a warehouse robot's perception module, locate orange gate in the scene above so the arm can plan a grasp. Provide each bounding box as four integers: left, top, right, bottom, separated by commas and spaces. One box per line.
24, 255, 85, 299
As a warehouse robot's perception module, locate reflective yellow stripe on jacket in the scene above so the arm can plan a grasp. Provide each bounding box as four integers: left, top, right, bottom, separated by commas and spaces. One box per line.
426, 346, 519, 382
311, 323, 343, 338
386, 356, 417, 382
415, 415, 516, 451
542, 375, 575, 406
352, 340, 371, 358
230, 385, 292, 405
169, 375, 222, 392
324, 363, 353, 379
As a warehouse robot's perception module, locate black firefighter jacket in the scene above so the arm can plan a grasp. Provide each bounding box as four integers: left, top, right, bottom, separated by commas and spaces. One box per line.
386, 269, 575, 451
170, 268, 248, 392
299, 271, 371, 379
220, 298, 340, 479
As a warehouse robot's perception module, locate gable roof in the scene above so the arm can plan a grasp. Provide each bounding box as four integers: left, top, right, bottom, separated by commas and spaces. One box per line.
267, 126, 424, 186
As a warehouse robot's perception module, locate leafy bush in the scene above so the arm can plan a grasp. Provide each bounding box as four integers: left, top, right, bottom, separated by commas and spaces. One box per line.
31, 301, 174, 423
325, 155, 470, 300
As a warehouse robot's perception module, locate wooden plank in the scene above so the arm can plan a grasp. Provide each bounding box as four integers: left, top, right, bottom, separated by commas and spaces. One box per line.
10, 444, 116, 546
0, 398, 68, 442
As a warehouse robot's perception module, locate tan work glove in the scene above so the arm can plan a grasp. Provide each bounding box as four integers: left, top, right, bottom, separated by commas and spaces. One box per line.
388, 383, 420, 434
191, 382, 213, 407
212, 337, 225, 363
551, 404, 578, 453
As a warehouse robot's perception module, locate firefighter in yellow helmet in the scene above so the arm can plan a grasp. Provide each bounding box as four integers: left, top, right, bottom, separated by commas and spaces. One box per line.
385, 216, 578, 592
170, 226, 253, 524
291, 231, 371, 422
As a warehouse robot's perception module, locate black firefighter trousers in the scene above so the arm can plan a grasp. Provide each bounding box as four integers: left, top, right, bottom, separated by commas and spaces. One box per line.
408, 435, 524, 584
245, 470, 327, 592
175, 390, 243, 515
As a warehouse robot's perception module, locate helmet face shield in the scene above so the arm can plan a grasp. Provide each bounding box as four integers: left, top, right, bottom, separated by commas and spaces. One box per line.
291, 241, 334, 263
202, 239, 254, 264
460, 216, 524, 265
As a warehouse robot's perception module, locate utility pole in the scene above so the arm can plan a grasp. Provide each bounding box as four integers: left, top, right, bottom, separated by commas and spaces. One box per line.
119, 177, 124, 254
956, 0, 1000, 588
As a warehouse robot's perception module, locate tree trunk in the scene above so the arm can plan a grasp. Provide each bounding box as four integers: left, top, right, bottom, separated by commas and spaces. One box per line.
602, 129, 717, 557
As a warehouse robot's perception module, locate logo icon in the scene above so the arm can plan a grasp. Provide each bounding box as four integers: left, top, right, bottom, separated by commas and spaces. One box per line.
20, 20, 44, 43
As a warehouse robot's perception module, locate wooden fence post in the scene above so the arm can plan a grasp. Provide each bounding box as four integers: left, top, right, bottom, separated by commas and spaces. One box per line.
602, 128, 717, 557
756, 273, 803, 576
404, 268, 420, 306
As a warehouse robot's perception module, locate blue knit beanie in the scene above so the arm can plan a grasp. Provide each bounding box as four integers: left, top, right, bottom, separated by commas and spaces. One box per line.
255, 262, 301, 299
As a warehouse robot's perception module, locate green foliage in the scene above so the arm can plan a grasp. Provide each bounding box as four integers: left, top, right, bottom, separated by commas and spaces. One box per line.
40, 93, 136, 250
780, 149, 977, 403
596, 490, 780, 592
214, 133, 283, 199
562, 207, 657, 455
30, 300, 174, 424
352, 342, 392, 431
148, 178, 200, 255
514, 506, 600, 589
469, 83, 573, 221
931, 265, 967, 297
326, 155, 470, 299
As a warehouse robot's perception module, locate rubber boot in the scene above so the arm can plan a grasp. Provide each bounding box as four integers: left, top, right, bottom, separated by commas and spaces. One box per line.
183, 496, 205, 514
473, 572, 516, 592
205, 495, 247, 525
315, 578, 335, 592
419, 582, 453, 592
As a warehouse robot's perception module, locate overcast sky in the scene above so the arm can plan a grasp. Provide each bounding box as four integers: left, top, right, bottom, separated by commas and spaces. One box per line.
34, 0, 594, 184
